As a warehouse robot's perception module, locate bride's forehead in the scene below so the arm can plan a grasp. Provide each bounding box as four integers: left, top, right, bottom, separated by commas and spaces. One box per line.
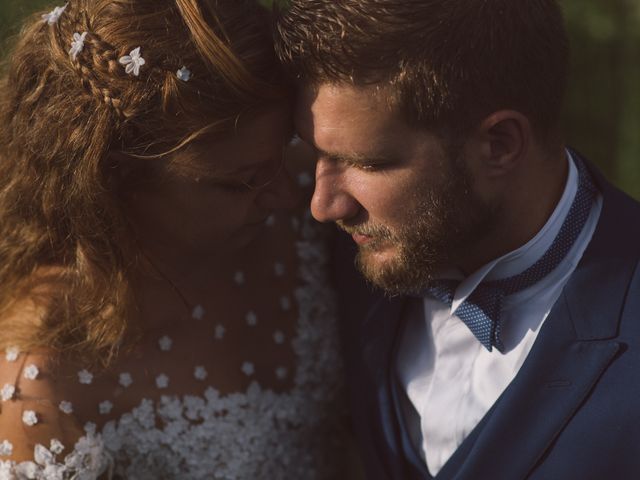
180, 110, 292, 166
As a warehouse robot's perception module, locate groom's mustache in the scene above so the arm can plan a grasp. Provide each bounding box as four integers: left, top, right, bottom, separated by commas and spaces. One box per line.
336, 221, 395, 241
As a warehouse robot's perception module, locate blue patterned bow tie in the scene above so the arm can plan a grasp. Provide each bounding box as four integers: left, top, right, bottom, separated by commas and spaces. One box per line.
426, 157, 597, 352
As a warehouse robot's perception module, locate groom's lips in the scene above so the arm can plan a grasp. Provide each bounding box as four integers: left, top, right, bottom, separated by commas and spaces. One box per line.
352, 233, 373, 245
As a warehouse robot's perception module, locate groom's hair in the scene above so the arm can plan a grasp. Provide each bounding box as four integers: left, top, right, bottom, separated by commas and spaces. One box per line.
275, 0, 569, 145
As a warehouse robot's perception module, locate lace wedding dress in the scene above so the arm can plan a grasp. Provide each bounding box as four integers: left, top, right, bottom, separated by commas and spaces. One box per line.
0, 211, 347, 479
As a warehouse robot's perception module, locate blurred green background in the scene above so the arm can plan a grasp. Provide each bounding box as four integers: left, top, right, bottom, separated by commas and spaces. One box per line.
1, 0, 638, 199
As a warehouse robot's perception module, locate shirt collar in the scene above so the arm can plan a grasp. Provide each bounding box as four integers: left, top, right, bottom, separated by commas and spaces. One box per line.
437, 150, 578, 312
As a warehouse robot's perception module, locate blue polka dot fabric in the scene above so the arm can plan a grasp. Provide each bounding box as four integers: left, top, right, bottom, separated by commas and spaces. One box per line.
426, 158, 597, 352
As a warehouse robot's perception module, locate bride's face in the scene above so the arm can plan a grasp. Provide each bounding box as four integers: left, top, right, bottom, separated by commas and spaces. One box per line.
124, 107, 298, 263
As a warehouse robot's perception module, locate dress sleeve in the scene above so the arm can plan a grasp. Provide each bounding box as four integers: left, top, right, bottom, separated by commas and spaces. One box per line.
0, 351, 110, 479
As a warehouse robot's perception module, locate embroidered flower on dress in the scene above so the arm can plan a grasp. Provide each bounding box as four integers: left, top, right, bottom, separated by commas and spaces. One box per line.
119, 372, 133, 388
265, 214, 276, 227
192, 304, 205, 320
22, 410, 38, 426
78, 369, 93, 384
69, 31, 88, 60
245, 311, 258, 326
241, 362, 255, 376
59, 400, 73, 414
274, 262, 285, 277
84, 422, 97, 435
118, 47, 146, 76
1, 384, 15, 402
297, 172, 313, 187
233, 270, 245, 285
176, 66, 191, 82
280, 296, 292, 311
23, 364, 39, 380
0, 440, 12, 456
273, 330, 285, 345
194, 366, 207, 381
99, 401, 113, 415
155, 374, 169, 389
158, 335, 173, 351
42, 4, 67, 25
50, 439, 64, 455
214, 324, 226, 340
275, 366, 288, 380
5, 346, 19, 362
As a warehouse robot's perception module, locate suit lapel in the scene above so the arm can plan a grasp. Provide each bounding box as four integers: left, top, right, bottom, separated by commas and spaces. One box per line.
445, 157, 637, 480
358, 294, 409, 478
449, 295, 620, 480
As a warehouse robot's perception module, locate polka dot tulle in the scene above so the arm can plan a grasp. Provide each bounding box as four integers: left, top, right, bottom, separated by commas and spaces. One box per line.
0, 212, 346, 479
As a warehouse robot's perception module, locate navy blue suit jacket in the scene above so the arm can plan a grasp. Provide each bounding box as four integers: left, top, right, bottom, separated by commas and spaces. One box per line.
338, 155, 640, 479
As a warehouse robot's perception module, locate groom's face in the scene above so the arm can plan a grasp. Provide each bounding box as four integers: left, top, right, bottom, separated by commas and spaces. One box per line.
295, 83, 496, 294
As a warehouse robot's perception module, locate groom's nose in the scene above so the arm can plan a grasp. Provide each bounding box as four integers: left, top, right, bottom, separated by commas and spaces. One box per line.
311, 158, 360, 223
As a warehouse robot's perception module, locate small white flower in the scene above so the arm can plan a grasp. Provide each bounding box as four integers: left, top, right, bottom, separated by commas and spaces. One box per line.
275, 366, 288, 380
194, 366, 207, 381
155, 374, 169, 389
68, 32, 87, 60
280, 296, 291, 311
297, 172, 313, 187
42, 4, 67, 25
22, 410, 38, 426
0, 440, 13, 456
1, 384, 15, 402
265, 215, 276, 227
176, 66, 192, 82
118, 47, 146, 76
59, 400, 73, 414
214, 324, 226, 340
234, 270, 245, 285
5, 346, 19, 362
274, 262, 285, 277
158, 335, 173, 351
289, 134, 302, 146
98, 400, 113, 415
273, 330, 285, 345
16, 461, 38, 478
192, 304, 205, 320
245, 311, 258, 326
119, 372, 133, 388
78, 369, 93, 384
241, 362, 255, 376
84, 422, 96, 435
23, 364, 39, 380
50, 439, 64, 455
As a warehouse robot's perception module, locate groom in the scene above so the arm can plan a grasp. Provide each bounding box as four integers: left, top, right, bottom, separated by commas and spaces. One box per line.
276, 1, 640, 479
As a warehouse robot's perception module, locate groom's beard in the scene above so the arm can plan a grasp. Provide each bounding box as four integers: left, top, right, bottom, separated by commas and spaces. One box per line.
339, 159, 498, 295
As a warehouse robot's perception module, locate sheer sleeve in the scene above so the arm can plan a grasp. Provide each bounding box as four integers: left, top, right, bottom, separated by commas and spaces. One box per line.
0, 350, 110, 479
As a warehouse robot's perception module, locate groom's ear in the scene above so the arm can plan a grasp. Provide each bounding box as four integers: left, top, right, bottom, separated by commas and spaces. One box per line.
472, 110, 531, 178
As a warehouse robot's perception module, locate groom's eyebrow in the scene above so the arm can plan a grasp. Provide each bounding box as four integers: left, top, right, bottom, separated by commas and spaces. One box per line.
317, 148, 387, 165
295, 129, 390, 166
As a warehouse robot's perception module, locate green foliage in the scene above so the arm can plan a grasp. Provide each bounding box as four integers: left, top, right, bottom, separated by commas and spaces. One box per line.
1, 0, 638, 198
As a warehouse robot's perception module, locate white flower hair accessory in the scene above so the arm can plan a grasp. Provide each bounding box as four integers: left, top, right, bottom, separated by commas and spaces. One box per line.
42, 4, 68, 25
176, 66, 191, 82
119, 47, 146, 76
69, 32, 88, 61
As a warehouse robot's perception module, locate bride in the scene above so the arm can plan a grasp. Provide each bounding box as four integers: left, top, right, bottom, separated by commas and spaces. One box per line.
0, 0, 347, 478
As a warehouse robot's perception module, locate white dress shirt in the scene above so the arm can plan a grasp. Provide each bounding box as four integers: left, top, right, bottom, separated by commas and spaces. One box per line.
395, 151, 603, 475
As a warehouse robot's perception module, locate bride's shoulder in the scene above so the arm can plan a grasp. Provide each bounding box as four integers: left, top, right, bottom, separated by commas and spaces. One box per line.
0, 347, 84, 459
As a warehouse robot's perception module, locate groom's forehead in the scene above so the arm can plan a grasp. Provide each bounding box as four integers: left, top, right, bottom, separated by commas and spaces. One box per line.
295, 83, 400, 129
